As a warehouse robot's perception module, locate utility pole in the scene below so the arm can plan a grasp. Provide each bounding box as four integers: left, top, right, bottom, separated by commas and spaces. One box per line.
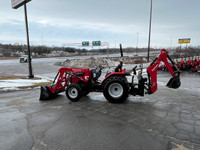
12, 0, 34, 78
147, 0, 153, 62
24, 3, 34, 78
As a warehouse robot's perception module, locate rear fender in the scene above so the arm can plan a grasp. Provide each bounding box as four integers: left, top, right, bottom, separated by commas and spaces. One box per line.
101, 71, 128, 86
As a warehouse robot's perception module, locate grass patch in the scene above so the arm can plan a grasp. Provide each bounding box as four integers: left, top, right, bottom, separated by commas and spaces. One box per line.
0, 57, 19, 60
0, 75, 41, 80
18, 81, 53, 89
0, 76, 27, 80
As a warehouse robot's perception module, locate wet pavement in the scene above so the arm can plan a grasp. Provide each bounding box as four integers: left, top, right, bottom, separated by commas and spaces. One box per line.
0, 89, 170, 150
0, 73, 200, 150
0, 57, 66, 78
0, 57, 200, 149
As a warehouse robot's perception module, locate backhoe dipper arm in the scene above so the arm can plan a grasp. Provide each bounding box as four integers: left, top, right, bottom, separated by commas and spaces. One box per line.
147, 49, 181, 94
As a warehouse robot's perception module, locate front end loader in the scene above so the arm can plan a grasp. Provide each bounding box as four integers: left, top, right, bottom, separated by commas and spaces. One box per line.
40, 68, 91, 100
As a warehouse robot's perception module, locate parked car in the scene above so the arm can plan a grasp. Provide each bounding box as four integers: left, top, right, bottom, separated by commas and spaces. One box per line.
19, 55, 28, 63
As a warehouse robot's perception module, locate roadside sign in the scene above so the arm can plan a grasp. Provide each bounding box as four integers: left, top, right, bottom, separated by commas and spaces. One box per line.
92, 41, 101, 46
11, 0, 31, 9
82, 41, 89, 46
178, 38, 191, 44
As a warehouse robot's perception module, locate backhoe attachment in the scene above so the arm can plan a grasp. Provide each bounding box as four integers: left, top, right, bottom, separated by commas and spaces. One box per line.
147, 49, 181, 94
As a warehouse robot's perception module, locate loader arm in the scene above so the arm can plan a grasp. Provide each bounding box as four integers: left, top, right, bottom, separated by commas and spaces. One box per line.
147, 49, 181, 94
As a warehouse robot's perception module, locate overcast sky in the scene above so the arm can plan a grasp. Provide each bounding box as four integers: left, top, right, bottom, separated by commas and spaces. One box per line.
0, 0, 200, 48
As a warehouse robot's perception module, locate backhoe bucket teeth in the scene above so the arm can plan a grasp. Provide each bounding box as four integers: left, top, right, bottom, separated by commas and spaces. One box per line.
166, 77, 181, 89
39, 86, 54, 100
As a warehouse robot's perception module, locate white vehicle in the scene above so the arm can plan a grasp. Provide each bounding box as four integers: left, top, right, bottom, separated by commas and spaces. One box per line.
19, 55, 28, 63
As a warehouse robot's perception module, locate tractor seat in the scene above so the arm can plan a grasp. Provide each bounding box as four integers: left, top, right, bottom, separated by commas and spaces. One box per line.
91, 69, 101, 81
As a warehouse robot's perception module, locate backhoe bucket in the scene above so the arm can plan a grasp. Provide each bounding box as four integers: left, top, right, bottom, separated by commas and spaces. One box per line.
39, 86, 54, 100
166, 77, 181, 89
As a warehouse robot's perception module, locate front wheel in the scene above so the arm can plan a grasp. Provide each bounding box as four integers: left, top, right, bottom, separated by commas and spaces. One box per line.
103, 76, 129, 103
66, 84, 82, 101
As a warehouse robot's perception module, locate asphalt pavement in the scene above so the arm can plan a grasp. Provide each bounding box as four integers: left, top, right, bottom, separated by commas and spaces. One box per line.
0, 57, 200, 150
0, 89, 171, 150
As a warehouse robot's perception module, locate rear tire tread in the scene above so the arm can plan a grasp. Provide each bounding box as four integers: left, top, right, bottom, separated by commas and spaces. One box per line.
103, 76, 129, 103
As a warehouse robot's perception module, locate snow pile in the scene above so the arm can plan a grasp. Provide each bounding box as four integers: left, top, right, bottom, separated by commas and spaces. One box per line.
63, 57, 118, 68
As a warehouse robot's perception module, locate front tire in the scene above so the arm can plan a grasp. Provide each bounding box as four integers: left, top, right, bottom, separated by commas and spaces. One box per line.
66, 84, 82, 101
103, 76, 129, 103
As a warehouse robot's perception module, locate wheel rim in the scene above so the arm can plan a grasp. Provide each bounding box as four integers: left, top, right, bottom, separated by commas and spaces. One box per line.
68, 87, 78, 98
108, 83, 123, 98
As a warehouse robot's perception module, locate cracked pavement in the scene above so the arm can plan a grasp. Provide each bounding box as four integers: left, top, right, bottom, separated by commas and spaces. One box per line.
0, 57, 200, 149
0, 73, 200, 150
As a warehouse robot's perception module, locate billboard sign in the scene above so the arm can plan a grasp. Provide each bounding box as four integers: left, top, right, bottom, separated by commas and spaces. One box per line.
11, 0, 31, 9
178, 38, 191, 44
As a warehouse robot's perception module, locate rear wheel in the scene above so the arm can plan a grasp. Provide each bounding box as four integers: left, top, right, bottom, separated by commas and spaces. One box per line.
66, 84, 82, 101
103, 76, 129, 103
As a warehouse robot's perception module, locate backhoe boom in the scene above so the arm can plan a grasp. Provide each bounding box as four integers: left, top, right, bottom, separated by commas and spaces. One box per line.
147, 49, 181, 94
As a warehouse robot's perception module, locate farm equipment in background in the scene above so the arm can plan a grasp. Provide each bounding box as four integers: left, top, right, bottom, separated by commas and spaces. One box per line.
186, 59, 194, 69
158, 55, 200, 73
40, 48, 181, 103
191, 58, 200, 72
177, 59, 186, 70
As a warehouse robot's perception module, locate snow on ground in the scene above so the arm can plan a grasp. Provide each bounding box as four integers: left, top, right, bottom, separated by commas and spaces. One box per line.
0, 76, 52, 92
0, 79, 50, 88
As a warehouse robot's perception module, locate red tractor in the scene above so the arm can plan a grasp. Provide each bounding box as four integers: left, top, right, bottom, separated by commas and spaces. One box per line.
191, 58, 200, 72
40, 49, 181, 103
177, 59, 186, 70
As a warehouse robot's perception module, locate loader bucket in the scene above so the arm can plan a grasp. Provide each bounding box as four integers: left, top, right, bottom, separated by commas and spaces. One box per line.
39, 86, 54, 100
166, 77, 181, 89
